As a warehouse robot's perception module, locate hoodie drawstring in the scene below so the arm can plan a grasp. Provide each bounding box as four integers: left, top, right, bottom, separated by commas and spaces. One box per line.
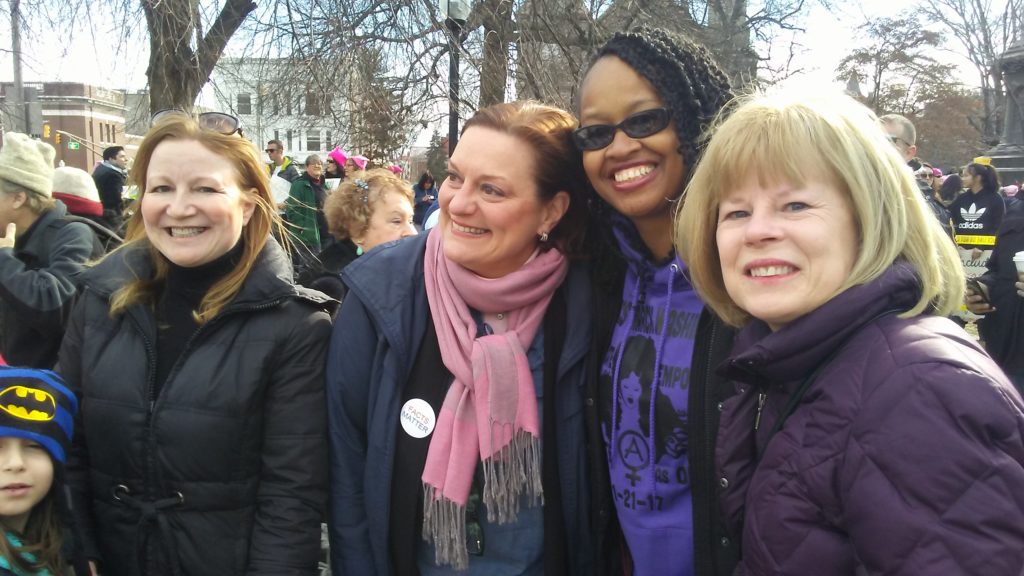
610, 271, 644, 465
647, 262, 679, 498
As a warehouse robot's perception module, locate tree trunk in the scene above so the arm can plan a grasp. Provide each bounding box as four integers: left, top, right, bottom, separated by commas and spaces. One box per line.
143, 0, 256, 113
479, 0, 513, 107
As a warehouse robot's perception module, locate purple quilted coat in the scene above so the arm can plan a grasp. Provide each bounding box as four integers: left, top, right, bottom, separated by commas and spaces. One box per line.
716, 263, 1024, 575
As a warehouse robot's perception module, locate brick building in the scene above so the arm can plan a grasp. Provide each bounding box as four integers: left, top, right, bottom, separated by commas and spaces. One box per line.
0, 82, 144, 172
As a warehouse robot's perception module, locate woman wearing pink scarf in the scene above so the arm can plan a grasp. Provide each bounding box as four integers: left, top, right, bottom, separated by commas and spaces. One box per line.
327, 101, 596, 575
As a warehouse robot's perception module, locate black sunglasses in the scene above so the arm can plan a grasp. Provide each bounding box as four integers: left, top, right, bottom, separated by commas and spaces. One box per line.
151, 109, 244, 136
573, 108, 671, 151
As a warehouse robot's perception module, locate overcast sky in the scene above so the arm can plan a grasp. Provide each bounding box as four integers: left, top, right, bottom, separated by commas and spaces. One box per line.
2, 0, 981, 91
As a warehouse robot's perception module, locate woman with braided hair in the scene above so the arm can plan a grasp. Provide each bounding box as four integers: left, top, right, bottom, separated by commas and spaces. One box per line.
573, 28, 738, 576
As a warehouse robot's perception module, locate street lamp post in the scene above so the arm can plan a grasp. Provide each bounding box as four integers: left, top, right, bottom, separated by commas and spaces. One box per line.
442, 0, 470, 157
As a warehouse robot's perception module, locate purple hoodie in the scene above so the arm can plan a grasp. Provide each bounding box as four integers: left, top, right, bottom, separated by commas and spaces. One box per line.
600, 218, 704, 576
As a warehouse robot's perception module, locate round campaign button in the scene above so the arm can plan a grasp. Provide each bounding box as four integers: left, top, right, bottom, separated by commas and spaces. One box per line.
400, 398, 436, 439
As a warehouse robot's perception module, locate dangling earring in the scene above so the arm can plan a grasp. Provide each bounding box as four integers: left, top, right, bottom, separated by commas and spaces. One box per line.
356, 244, 364, 256
539, 231, 549, 243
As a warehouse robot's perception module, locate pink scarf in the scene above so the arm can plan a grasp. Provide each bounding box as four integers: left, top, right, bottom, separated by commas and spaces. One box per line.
422, 227, 568, 569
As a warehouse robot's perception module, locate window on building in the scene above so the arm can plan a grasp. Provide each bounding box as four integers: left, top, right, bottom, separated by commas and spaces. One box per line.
305, 91, 321, 116
285, 91, 293, 116
286, 129, 293, 151
238, 93, 252, 115
307, 130, 321, 151
273, 129, 280, 142
325, 130, 333, 149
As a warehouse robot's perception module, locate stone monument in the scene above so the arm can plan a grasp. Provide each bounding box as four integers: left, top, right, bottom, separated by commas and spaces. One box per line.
988, 34, 1024, 184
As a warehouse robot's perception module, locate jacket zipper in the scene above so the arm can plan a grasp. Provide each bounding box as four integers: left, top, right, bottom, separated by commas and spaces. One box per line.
753, 391, 767, 431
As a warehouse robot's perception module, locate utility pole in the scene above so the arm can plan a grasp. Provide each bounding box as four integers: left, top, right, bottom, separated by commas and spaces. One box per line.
10, 0, 28, 133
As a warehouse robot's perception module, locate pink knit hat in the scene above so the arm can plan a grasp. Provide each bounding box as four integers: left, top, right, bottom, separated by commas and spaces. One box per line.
328, 148, 349, 166
387, 164, 403, 175
352, 155, 369, 170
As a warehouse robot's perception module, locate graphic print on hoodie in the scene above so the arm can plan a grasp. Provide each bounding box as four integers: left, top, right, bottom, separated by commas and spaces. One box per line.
951, 188, 1005, 249
600, 218, 704, 576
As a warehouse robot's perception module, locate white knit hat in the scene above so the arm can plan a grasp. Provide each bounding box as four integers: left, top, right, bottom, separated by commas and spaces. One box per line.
52, 167, 100, 203
0, 132, 55, 198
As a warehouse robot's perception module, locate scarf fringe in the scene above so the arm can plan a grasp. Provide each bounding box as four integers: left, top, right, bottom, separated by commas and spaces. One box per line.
421, 431, 543, 571
423, 485, 469, 570
483, 429, 544, 524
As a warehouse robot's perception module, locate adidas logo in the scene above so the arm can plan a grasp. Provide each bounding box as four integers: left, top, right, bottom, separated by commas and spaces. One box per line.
961, 203, 986, 222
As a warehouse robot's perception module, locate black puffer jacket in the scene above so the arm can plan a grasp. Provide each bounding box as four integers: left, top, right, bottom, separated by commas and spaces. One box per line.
58, 239, 334, 576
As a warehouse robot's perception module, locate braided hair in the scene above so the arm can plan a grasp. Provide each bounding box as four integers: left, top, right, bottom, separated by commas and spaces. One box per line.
580, 27, 734, 192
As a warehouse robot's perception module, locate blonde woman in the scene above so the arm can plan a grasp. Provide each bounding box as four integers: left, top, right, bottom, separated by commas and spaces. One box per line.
675, 92, 1024, 575
58, 112, 334, 575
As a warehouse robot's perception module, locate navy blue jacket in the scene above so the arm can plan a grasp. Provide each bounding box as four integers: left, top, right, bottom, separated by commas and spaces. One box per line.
326, 232, 594, 575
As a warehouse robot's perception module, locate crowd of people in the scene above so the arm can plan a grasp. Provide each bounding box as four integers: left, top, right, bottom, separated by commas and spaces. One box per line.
0, 25, 1022, 576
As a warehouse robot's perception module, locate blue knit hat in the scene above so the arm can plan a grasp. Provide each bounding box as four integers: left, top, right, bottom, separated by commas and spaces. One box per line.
0, 367, 77, 464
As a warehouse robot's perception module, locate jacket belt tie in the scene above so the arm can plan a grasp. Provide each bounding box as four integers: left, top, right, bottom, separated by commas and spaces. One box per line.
112, 484, 185, 576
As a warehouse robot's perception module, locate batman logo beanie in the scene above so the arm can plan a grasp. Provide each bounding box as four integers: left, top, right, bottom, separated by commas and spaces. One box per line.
0, 367, 77, 465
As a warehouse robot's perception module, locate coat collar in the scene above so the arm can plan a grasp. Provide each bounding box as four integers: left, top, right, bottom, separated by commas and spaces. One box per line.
84, 237, 335, 313
13, 201, 67, 258
722, 262, 922, 385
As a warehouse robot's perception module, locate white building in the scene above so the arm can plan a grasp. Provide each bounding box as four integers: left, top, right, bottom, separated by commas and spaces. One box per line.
210, 58, 351, 163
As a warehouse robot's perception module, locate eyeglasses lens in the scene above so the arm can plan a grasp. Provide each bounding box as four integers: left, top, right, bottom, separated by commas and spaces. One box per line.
573, 108, 670, 151
150, 109, 242, 136
199, 112, 242, 135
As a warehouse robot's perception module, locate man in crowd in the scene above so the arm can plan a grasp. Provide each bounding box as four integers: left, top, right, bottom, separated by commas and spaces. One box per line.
266, 139, 299, 182
92, 145, 129, 230
881, 113, 953, 238
0, 133, 99, 368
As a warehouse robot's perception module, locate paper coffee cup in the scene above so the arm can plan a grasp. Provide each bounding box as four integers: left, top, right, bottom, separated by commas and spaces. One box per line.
1014, 251, 1024, 274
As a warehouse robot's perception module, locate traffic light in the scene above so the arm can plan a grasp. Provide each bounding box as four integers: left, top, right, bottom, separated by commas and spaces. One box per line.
43, 125, 51, 139
55, 133, 61, 146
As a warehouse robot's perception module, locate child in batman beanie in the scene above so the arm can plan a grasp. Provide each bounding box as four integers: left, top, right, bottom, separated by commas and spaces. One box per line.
0, 366, 88, 576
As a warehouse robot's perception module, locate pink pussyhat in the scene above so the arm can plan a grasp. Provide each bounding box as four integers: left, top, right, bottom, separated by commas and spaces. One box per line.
1004, 185, 1019, 198
387, 164, 403, 175
328, 147, 349, 166
352, 155, 369, 170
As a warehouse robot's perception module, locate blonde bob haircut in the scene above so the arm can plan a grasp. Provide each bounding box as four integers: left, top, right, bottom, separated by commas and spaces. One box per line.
675, 90, 964, 327
109, 113, 284, 324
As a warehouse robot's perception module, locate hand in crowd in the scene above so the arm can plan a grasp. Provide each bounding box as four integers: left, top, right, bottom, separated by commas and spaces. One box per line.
965, 280, 995, 314
0, 223, 15, 249
1017, 272, 1024, 298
